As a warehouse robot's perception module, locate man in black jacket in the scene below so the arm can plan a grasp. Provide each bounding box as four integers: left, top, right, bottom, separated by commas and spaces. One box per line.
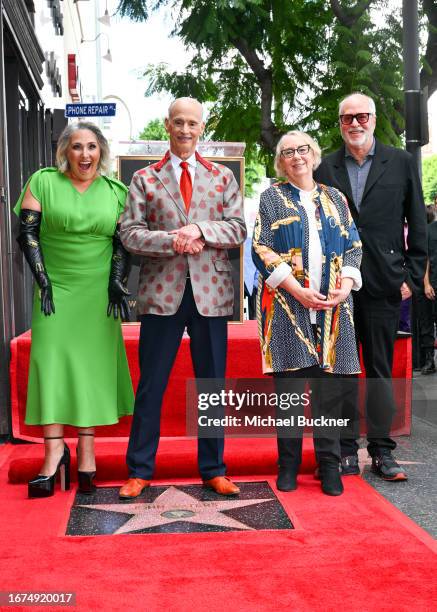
418, 206, 437, 374
314, 92, 427, 481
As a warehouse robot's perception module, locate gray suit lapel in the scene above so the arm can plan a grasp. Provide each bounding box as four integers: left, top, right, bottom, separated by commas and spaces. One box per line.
188, 164, 213, 220
151, 161, 188, 220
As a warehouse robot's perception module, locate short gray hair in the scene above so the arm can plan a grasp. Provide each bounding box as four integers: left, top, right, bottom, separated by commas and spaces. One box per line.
56, 121, 111, 175
274, 131, 322, 177
338, 92, 376, 116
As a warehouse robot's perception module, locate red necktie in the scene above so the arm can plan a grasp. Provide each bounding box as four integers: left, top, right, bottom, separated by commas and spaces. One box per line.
179, 161, 192, 212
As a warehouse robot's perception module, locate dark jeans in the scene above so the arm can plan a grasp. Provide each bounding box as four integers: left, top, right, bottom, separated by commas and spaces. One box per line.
399, 297, 411, 332
126, 282, 228, 480
273, 365, 341, 470
244, 285, 257, 320
341, 289, 401, 457
416, 289, 437, 351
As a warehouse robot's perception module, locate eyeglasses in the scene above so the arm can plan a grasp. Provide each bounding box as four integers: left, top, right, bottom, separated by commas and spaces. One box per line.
280, 144, 311, 158
339, 113, 373, 125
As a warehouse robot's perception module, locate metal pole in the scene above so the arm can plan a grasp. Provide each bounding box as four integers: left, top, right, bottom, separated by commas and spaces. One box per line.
95, 0, 103, 129
103, 94, 133, 141
403, 0, 423, 371
402, 0, 422, 175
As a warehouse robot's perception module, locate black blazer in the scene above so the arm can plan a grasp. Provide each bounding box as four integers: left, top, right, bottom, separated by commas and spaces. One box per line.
314, 140, 427, 297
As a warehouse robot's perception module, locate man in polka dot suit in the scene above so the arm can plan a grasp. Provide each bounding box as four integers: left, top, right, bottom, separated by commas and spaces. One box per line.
119, 97, 247, 499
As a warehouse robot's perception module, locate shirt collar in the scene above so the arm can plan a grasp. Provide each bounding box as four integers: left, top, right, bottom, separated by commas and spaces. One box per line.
170, 151, 197, 170
345, 138, 376, 160
288, 180, 318, 200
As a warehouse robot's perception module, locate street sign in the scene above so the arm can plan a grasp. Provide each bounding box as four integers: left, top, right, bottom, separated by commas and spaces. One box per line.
65, 103, 116, 118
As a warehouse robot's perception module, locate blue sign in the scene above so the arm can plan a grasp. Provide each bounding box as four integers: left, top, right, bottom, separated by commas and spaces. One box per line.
65, 103, 116, 118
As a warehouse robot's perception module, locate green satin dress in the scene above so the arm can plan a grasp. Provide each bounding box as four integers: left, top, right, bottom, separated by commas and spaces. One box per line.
14, 168, 134, 426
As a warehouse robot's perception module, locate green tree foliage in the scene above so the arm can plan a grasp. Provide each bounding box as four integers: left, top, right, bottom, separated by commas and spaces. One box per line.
138, 118, 167, 140
119, 0, 331, 172
307, 2, 405, 152
421, 0, 437, 98
117, 0, 437, 170
422, 155, 437, 204
244, 159, 264, 199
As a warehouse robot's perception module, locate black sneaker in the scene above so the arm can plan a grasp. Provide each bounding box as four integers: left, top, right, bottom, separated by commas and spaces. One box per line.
276, 469, 298, 492
421, 350, 436, 375
371, 452, 408, 481
341, 455, 360, 476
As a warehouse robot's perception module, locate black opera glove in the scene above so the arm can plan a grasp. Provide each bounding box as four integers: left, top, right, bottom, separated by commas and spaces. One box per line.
17, 209, 55, 316
107, 225, 131, 321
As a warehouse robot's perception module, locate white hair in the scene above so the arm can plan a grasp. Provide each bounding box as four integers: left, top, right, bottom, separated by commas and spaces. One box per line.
338, 92, 376, 116
274, 131, 322, 177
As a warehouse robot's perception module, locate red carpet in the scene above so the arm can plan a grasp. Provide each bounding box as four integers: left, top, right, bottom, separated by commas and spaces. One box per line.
7, 438, 316, 484
10, 321, 412, 441
5, 325, 432, 610
1, 442, 436, 612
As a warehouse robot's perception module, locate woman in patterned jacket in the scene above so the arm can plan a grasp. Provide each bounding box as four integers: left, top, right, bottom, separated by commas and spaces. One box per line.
252, 131, 362, 496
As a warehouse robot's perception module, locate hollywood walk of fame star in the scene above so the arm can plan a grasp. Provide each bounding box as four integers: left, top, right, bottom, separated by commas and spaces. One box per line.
78, 486, 275, 534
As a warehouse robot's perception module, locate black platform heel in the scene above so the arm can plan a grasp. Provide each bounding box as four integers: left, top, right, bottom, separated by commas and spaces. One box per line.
77, 432, 96, 495
28, 437, 71, 498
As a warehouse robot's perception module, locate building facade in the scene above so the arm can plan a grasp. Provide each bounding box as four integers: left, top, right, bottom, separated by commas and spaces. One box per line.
0, 0, 103, 436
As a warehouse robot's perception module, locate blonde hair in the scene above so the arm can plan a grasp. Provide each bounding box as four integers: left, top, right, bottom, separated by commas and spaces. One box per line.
274, 131, 322, 177
55, 121, 111, 175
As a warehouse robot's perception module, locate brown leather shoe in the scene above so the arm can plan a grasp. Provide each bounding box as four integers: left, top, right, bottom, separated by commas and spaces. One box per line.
203, 476, 240, 496
119, 478, 151, 500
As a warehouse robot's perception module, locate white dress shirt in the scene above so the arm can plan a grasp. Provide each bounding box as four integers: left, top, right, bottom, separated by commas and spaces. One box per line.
170, 151, 197, 184
266, 182, 361, 323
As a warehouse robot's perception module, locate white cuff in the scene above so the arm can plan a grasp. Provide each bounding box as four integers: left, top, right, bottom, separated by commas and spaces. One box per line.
342, 266, 362, 291
266, 262, 292, 289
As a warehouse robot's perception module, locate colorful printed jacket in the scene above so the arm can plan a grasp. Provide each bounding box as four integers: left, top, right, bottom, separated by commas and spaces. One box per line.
252, 182, 362, 374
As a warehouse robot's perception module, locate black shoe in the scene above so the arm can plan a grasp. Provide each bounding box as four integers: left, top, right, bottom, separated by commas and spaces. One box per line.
28, 440, 71, 498
340, 454, 360, 476
421, 350, 436, 375
77, 471, 96, 495
319, 460, 344, 496
77, 432, 96, 494
276, 468, 298, 492
371, 452, 408, 481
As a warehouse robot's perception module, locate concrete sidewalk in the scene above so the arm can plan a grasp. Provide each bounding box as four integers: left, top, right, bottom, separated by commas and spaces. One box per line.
361, 374, 437, 537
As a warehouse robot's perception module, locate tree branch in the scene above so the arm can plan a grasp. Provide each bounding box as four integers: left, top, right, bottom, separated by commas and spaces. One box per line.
230, 36, 282, 150
116, 0, 149, 21
330, 0, 373, 28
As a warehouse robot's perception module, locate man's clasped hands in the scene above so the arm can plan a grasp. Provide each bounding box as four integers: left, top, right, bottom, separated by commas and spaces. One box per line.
170, 224, 205, 254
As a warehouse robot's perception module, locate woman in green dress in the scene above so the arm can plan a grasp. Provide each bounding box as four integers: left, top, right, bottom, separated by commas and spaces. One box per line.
15, 121, 134, 498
